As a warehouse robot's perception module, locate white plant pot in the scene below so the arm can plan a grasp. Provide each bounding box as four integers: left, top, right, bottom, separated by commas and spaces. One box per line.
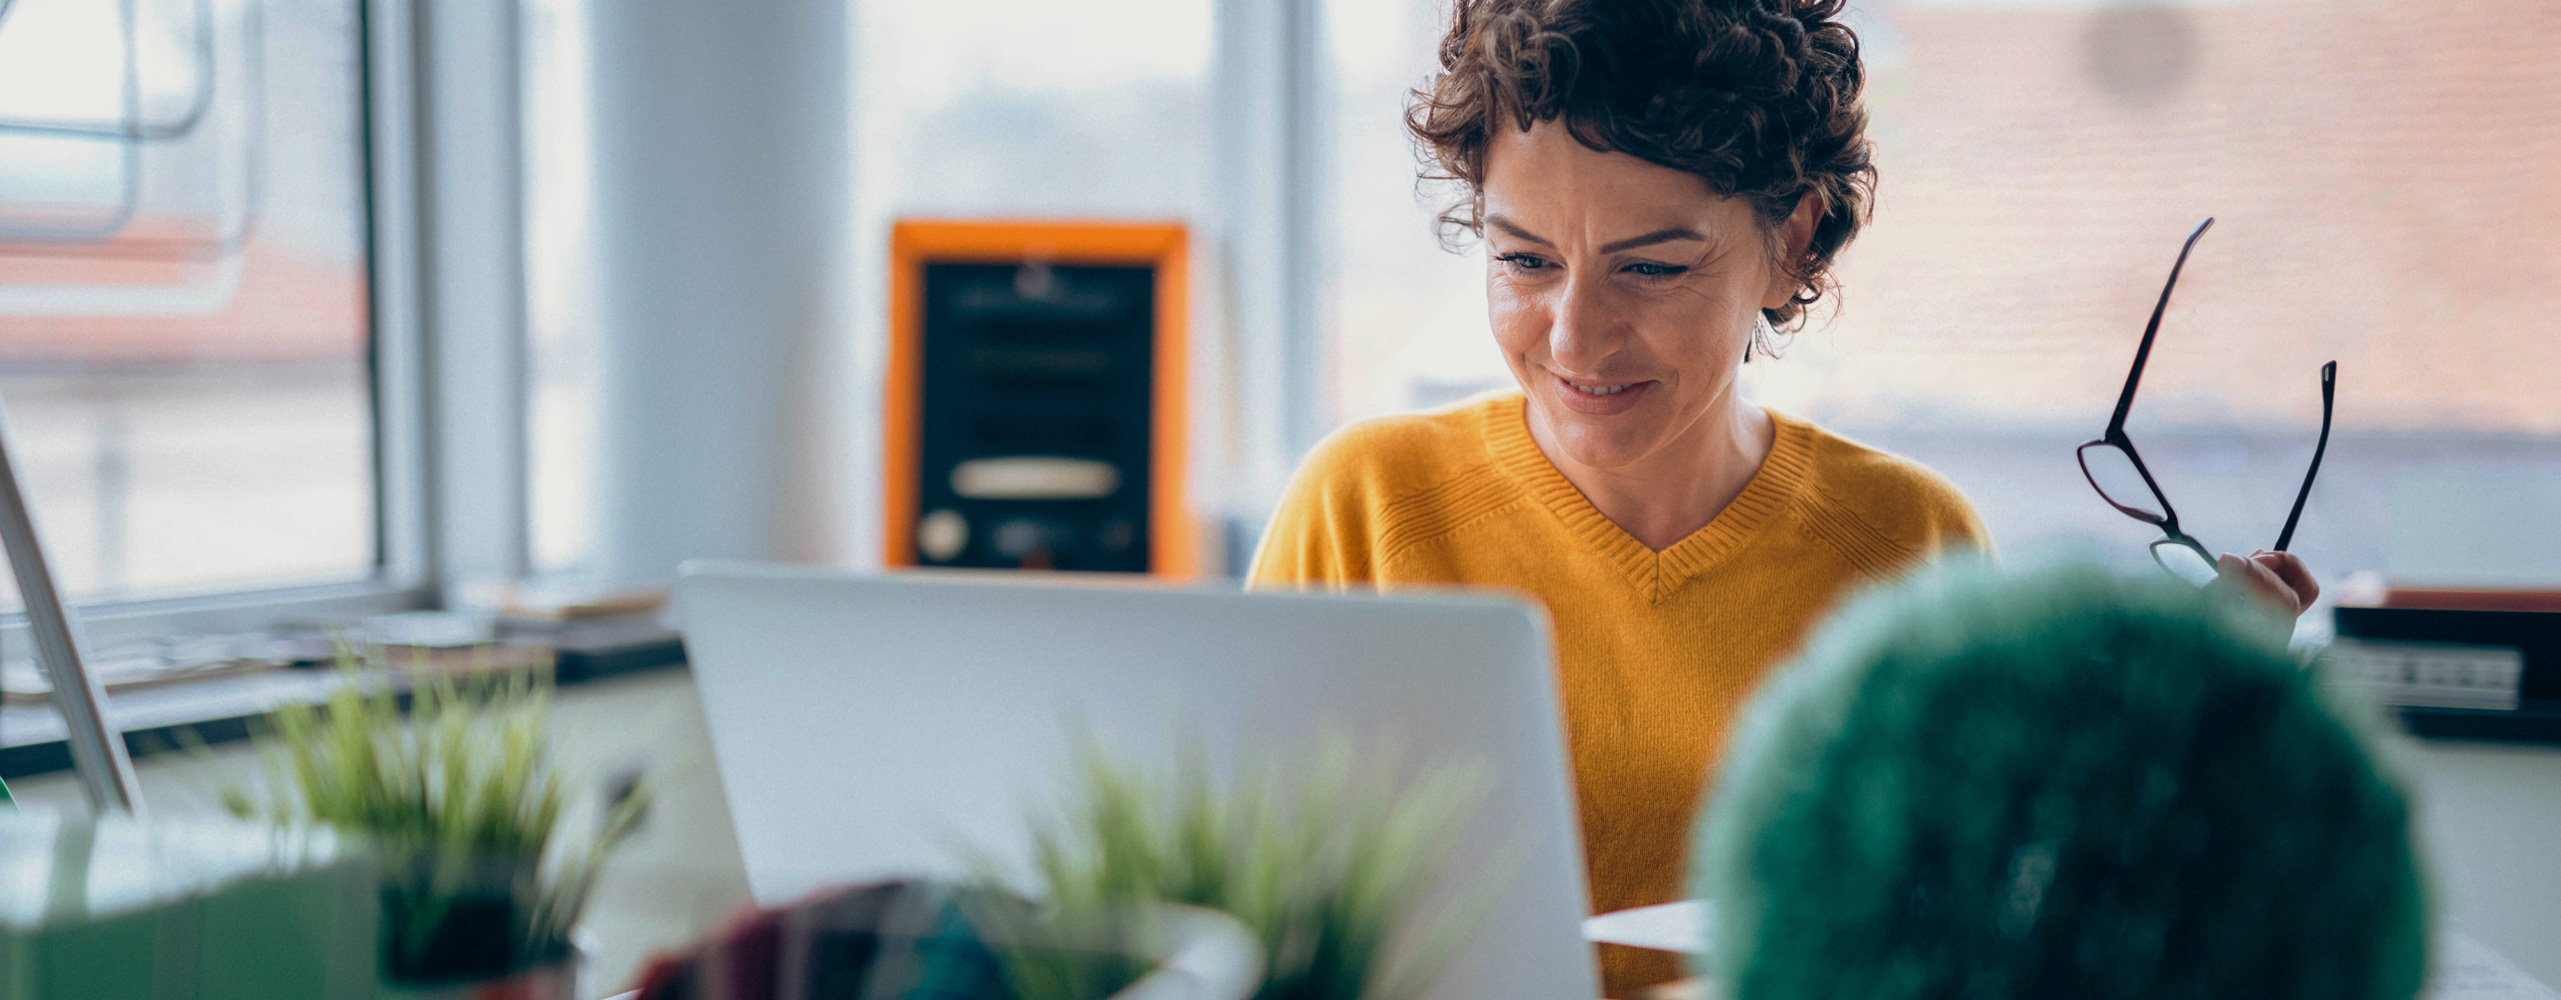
1107, 904, 1263, 1000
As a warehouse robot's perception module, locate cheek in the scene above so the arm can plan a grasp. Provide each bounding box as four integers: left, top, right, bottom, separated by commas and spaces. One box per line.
1661, 299, 1743, 356
1631, 286, 1748, 379
1485, 281, 1549, 357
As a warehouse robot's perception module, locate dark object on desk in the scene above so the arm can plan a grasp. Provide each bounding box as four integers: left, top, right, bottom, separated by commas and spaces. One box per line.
543, 614, 686, 681
632, 880, 1014, 1000
632, 879, 1261, 1000
354, 613, 683, 682
2379, 587, 2561, 614
2333, 602, 2561, 744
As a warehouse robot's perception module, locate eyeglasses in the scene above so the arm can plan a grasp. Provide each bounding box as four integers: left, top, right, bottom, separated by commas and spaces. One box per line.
2078, 217, 2336, 586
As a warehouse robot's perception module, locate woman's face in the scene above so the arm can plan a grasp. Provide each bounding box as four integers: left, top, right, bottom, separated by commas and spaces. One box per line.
1481, 122, 1801, 472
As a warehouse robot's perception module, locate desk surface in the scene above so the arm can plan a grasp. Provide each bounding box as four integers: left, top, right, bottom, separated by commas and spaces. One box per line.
2399, 734, 2561, 987
10, 670, 2560, 995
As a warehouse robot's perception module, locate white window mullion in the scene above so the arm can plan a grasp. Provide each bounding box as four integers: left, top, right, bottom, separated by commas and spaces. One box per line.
1213, 0, 1331, 516
412, 0, 531, 596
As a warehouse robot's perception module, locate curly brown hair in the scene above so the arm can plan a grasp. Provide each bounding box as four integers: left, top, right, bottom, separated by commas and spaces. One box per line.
1409, 0, 1875, 333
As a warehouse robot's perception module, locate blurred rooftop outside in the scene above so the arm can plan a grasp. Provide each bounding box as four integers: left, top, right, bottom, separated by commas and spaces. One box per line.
0, 0, 2555, 606
0, 0, 373, 605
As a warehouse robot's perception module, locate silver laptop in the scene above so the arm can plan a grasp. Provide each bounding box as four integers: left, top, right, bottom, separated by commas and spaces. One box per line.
674, 562, 1597, 999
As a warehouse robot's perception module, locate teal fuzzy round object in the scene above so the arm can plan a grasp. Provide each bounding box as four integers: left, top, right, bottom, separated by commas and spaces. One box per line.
1693, 562, 2429, 1000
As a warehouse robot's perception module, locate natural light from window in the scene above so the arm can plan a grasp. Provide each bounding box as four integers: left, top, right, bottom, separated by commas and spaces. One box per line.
0, 0, 375, 605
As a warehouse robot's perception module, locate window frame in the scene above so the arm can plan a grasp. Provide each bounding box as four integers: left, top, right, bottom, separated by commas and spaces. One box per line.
1208, 0, 1332, 561
0, 0, 525, 652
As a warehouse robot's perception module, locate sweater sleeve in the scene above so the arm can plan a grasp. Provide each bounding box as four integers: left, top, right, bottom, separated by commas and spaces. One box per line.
1912, 461, 1995, 562
1795, 419, 1999, 572
1943, 495, 1995, 560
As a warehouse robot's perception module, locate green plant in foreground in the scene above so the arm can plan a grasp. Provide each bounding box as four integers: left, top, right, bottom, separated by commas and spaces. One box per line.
226, 649, 648, 983
990, 739, 1495, 1000
1697, 563, 2427, 1000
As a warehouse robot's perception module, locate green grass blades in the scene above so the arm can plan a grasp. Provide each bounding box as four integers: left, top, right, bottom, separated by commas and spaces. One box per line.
992, 736, 1493, 1000
226, 646, 649, 982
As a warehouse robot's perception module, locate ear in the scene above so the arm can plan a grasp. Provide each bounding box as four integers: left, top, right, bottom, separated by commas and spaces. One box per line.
1760, 191, 1824, 312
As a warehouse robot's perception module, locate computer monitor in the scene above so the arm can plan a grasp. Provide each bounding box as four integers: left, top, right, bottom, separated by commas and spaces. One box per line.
675, 562, 1597, 1000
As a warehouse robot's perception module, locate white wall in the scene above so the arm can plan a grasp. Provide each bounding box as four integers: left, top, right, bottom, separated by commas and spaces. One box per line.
583, 0, 856, 582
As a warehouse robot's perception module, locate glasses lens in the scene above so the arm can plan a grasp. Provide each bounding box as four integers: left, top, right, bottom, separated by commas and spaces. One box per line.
2152, 538, 2219, 587
2079, 442, 2165, 523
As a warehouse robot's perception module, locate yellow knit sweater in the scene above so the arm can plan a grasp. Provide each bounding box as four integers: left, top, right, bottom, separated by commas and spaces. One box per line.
1247, 392, 1986, 994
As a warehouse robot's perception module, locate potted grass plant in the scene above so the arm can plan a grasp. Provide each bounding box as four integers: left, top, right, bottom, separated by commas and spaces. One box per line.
986, 739, 1491, 1000
226, 650, 648, 999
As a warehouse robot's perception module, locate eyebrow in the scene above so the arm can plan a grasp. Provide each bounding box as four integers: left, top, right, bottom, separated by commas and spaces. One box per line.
1601, 227, 1709, 254
1485, 215, 1708, 254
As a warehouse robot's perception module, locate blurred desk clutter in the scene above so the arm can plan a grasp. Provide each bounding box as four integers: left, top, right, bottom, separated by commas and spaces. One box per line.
2, 576, 674, 706
2330, 586, 2561, 744
0, 632, 316, 707
0, 605, 682, 781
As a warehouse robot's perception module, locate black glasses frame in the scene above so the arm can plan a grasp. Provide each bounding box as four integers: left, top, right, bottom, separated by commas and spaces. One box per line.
2078, 217, 2336, 580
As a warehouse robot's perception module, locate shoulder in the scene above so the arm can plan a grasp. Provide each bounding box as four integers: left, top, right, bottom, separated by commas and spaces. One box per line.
1247, 393, 1518, 587
1290, 393, 1506, 496
1780, 413, 1991, 559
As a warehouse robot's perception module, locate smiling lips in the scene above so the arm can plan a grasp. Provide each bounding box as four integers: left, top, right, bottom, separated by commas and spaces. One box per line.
1549, 371, 1655, 415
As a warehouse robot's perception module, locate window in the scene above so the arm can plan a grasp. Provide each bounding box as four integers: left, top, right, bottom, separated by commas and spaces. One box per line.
0, 0, 380, 606
1326, 0, 1507, 425
516, 0, 1224, 576
852, 0, 1213, 222
1324, 0, 2561, 593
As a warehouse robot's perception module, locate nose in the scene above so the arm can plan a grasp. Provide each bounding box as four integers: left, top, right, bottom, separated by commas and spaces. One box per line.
1547, 273, 1625, 377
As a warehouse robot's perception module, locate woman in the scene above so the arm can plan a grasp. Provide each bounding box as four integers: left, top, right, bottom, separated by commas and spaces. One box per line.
1247, 0, 2319, 993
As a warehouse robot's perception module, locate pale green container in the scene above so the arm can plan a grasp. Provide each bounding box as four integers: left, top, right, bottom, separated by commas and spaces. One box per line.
0, 812, 377, 1000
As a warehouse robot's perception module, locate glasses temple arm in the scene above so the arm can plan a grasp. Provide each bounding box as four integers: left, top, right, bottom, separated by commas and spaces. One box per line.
2106, 218, 2215, 436
2273, 360, 2336, 553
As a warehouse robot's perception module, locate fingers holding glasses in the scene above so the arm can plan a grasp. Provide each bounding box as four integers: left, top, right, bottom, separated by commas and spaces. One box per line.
2253, 549, 2320, 610
2208, 551, 2318, 618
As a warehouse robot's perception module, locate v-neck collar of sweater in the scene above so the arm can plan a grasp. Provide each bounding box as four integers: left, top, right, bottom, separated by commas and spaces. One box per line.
1479, 392, 1815, 604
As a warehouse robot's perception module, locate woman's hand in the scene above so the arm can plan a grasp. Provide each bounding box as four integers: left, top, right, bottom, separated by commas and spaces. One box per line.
2211, 550, 2320, 618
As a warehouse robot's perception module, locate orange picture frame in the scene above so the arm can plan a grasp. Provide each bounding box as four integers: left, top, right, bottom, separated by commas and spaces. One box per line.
884, 219, 1195, 578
